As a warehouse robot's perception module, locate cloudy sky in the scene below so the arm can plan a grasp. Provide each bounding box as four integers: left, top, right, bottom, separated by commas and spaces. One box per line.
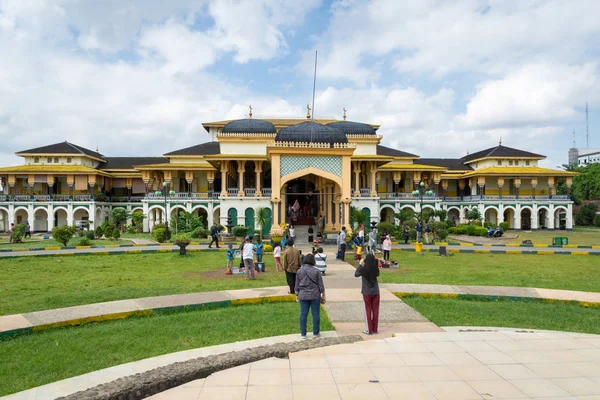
1, 0, 599, 168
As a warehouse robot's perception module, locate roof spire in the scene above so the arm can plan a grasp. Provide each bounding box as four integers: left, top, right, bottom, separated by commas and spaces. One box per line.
306, 104, 311, 120
499, 137, 502, 146
249, 105, 253, 119
96, 145, 99, 152
343, 107, 347, 121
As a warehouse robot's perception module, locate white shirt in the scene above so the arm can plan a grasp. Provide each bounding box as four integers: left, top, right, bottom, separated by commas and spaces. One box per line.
242, 242, 255, 260
273, 246, 281, 257
358, 230, 364, 239
290, 228, 295, 237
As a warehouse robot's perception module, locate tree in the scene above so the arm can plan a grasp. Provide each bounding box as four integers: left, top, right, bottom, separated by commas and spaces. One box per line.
131, 211, 145, 232
394, 209, 415, 226
434, 209, 448, 222
466, 208, 482, 221
557, 163, 600, 203
170, 211, 203, 234
110, 208, 130, 231
575, 203, 598, 226
350, 207, 369, 230
255, 207, 270, 239
52, 225, 77, 247
11, 224, 25, 243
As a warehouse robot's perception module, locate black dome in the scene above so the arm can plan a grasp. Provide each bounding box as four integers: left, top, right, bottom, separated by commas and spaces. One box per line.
326, 121, 377, 135
222, 119, 276, 134
275, 121, 348, 145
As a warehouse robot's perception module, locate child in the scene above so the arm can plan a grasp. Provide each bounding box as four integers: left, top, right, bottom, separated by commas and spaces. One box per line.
355, 243, 363, 261
273, 242, 282, 272
290, 225, 296, 240
255, 239, 264, 263
226, 244, 235, 273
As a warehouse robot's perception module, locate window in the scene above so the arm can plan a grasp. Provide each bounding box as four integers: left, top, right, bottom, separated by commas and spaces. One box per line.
47, 157, 51, 163
526, 160, 530, 166
497, 160, 502, 166
34, 157, 39, 163
54, 157, 59, 163
515, 160, 519, 166
66, 157, 72, 163
509, 160, 513, 166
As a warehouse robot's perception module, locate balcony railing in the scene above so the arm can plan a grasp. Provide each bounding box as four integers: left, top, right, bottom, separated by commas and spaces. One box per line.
244, 188, 256, 197
261, 188, 272, 197
14, 195, 31, 201
360, 188, 371, 197
443, 196, 461, 201
553, 195, 569, 200
51, 194, 71, 201
73, 194, 91, 201
130, 196, 145, 202
34, 195, 51, 201
227, 188, 239, 196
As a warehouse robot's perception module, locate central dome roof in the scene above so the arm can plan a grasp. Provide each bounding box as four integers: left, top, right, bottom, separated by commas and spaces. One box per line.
275, 121, 348, 145
222, 119, 277, 134
326, 121, 377, 135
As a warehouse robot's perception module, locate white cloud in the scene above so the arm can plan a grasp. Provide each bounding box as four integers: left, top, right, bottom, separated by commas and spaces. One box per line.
457, 63, 600, 129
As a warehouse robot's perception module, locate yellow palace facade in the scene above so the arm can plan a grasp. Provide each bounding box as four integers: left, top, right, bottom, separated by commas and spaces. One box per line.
0, 113, 577, 234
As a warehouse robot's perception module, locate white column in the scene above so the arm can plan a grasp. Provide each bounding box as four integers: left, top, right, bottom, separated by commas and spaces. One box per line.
207, 202, 214, 226
89, 203, 95, 230
498, 204, 505, 224
566, 204, 573, 230
515, 204, 521, 230
8, 204, 15, 226
27, 203, 34, 226
67, 203, 74, 226
531, 204, 539, 230
548, 204, 555, 230
47, 204, 54, 232
143, 202, 149, 232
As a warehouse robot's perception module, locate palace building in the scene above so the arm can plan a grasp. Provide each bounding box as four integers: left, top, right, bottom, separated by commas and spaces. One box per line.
0, 112, 578, 234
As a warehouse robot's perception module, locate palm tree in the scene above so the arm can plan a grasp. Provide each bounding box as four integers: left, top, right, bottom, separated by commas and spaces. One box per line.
350, 207, 368, 231
255, 207, 270, 240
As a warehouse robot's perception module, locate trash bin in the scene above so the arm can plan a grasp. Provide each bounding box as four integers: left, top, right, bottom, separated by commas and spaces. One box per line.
552, 237, 569, 246
561, 237, 568, 245
415, 242, 423, 253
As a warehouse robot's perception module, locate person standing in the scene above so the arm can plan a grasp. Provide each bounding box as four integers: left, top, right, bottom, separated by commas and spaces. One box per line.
425, 223, 431, 244
242, 237, 256, 280
255, 239, 264, 263
225, 244, 235, 273
308, 225, 314, 243
289, 225, 296, 241
295, 254, 326, 339
403, 224, 410, 245
273, 242, 282, 272
208, 223, 220, 248
281, 238, 301, 294
9, 223, 15, 243
382, 235, 392, 261
24, 222, 31, 239
318, 215, 324, 235
355, 253, 380, 335
415, 220, 423, 243
339, 226, 347, 261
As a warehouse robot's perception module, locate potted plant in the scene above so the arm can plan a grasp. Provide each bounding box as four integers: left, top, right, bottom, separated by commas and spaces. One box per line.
174, 233, 192, 255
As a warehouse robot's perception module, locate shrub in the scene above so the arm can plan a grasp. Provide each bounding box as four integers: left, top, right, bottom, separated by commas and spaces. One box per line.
436, 229, 448, 241
52, 225, 77, 247
153, 228, 167, 243
575, 204, 598, 226
170, 211, 203, 234
409, 228, 417, 240
483, 221, 494, 228
594, 214, 600, 227
126, 224, 136, 234
466, 208, 482, 221
86, 231, 95, 240
232, 225, 250, 237
152, 223, 165, 232
111, 208, 130, 230
377, 222, 395, 235
78, 237, 91, 246
174, 233, 191, 242
217, 224, 225, 232
112, 228, 121, 240
499, 222, 509, 231
11, 224, 25, 243
191, 227, 209, 238
131, 211, 145, 232
95, 226, 104, 239
263, 244, 273, 252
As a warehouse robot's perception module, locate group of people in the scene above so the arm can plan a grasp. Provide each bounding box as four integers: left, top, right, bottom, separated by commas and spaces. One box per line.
399, 220, 432, 244
225, 236, 264, 280
7, 221, 31, 243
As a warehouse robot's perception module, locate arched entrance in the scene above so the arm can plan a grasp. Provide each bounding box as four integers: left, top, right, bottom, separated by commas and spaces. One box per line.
15, 208, 29, 225
285, 177, 318, 225
193, 207, 208, 228
54, 208, 68, 227
538, 208, 548, 230
447, 208, 460, 226
521, 208, 531, 230
484, 208, 498, 226
0, 208, 8, 232
34, 208, 49, 232
245, 208, 255, 232
380, 207, 395, 223
73, 208, 89, 229
554, 207, 567, 230
228, 208, 238, 227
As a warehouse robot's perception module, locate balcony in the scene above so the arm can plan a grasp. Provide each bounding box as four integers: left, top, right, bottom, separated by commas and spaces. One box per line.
244, 188, 256, 197
73, 194, 91, 201
261, 188, 272, 197
227, 188, 239, 196
359, 188, 371, 197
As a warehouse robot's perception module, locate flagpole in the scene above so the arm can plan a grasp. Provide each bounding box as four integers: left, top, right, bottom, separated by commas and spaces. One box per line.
311, 51, 318, 122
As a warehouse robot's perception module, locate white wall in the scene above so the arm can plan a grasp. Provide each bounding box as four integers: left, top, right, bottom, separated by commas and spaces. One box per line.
353, 143, 378, 155
220, 142, 268, 155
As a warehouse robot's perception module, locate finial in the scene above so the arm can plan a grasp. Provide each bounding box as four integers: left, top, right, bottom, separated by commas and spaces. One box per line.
466, 149, 470, 155
249, 105, 253, 119
306, 104, 311, 119
96, 145, 99, 152
499, 137, 502, 146
343, 107, 347, 121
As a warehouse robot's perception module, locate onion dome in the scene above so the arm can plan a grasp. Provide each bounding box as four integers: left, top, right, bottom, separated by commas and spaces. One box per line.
326, 121, 377, 135
222, 119, 277, 134
275, 121, 348, 145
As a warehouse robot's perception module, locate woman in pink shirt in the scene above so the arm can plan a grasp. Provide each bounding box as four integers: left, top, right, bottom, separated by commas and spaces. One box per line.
382, 235, 392, 261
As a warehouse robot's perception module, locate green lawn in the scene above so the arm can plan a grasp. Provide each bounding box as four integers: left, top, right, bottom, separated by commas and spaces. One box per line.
403, 296, 600, 334
0, 302, 333, 396
505, 228, 600, 246
0, 237, 133, 250
346, 251, 600, 293
0, 252, 287, 315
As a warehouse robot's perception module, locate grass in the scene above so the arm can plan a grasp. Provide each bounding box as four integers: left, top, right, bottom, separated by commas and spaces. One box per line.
505, 228, 600, 246
0, 237, 133, 249
0, 252, 288, 315
403, 296, 600, 334
345, 250, 600, 293
0, 302, 333, 396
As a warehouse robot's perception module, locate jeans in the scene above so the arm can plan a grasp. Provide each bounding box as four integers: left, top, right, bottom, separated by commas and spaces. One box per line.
256, 253, 263, 263
244, 258, 255, 280
340, 243, 346, 261
285, 271, 296, 294
416, 231, 422, 242
300, 298, 321, 336
208, 235, 219, 248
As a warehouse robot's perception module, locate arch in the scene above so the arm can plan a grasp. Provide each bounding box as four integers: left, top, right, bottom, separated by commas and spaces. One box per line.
148, 205, 166, 214
554, 206, 568, 214
192, 206, 209, 228
14, 207, 29, 225
447, 208, 460, 226
54, 208, 68, 227
0, 208, 9, 232
361, 207, 371, 222
399, 204, 416, 211
537, 207, 549, 230
379, 206, 395, 224
33, 207, 49, 232
279, 168, 343, 196
554, 206, 568, 230
228, 208, 238, 226
260, 207, 272, 237
503, 208, 515, 229
245, 207, 255, 232
421, 205, 435, 211
519, 205, 533, 212
502, 205, 517, 212
73, 206, 90, 214
169, 205, 187, 217
520, 208, 532, 230
73, 208, 90, 228
484, 207, 499, 226
131, 207, 143, 213
213, 207, 221, 228
446, 206, 461, 213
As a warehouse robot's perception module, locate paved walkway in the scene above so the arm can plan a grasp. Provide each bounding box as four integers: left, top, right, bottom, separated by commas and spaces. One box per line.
150, 328, 600, 400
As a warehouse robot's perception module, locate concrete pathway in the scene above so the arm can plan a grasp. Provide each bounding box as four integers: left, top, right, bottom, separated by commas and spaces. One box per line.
150, 328, 600, 400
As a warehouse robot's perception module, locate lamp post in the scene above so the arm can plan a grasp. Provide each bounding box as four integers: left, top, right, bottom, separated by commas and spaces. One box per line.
155, 182, 175, 241
412, 181, 434, 226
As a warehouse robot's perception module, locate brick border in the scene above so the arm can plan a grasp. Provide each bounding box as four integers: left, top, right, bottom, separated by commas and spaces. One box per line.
394, 292, 600, 308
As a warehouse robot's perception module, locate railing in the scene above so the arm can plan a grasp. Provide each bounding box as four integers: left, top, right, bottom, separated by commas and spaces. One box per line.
14, 195, 31, 201
209, 191, 220, 199
0, 195, 7, 201
74, 194, 91, 201
553, 195, 569, 200
443, 196, 461, 201
129, 196, 145, 202
110, 196, 129, 202
261, 188, 272, 197
359, 188, 371, 197
34, 195, 51, 201
51, 194, 71, 201
244, 188, 256, 197
227, 188, 239, 196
